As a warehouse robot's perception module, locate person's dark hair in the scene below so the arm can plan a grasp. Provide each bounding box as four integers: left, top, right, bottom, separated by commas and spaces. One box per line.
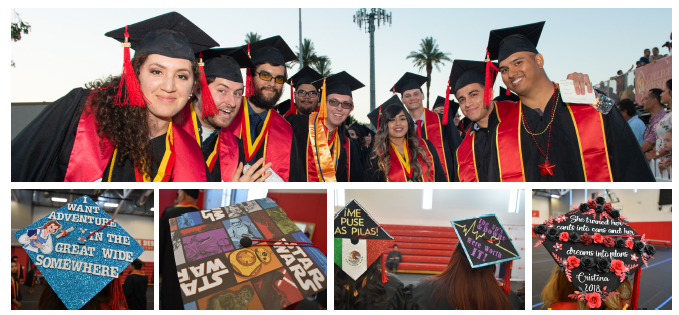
85, 52, 199, 177
132, 260, 143, 270
11, 261, 18, 282
667, 79, 672, 91
370, 104, 433, 182
334, 260, 387, 310
648, 88, 663, 104
393, 244, 398, 248
653, 47, 659, 51
349, 125, 366, 147
38, 281, 116, 310
425, 244, 512, 310
12, 256, 18, 260
617, 99, 637, 117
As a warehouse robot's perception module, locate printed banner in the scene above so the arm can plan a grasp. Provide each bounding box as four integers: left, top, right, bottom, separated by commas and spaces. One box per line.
634, 55, 672, 105
136, 239, 154, 251
170, 198, 327, 310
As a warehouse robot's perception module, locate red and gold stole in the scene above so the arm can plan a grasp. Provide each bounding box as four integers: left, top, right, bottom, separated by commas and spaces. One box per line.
306, 114, 340, 182
456, 127, 479, 182
422, 109, 450, 181
176, 101, 201, 148
385, 138, 435, 182
494, 100, 526, 182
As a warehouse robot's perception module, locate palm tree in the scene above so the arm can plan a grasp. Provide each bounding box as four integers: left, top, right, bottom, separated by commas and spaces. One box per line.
406, 37, 452, 109
289, 38, 320, 69
313, 56, 333, 77
244, 32, 262, 44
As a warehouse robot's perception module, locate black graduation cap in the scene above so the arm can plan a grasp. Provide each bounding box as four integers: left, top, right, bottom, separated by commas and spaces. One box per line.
487, 21, 545, 63
533, 197, 655, 309
433, 96, 446, 109
367, 95, 403, 128
105, 11, 219, 62
449, 60, 498, 95
313, 71, 365, 97
462, 117, 473, 131
451, 214, 520, 268
244, 35, 297, 66
494, 87, 520, 103
391, 72, 428, 94
288, 66, 323, 89
200, 47, 253, 83
275, 99, 291, 115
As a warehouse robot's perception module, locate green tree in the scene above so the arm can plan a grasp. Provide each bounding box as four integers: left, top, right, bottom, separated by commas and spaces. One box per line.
313, 56, 332, 77
289, 38, 320, 69
11, 10, 31, 68
406, 37, 452, 109
244, 32, 262, 44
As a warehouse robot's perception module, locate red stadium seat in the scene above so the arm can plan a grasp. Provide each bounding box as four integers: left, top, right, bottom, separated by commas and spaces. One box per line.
382, 224, 457, 274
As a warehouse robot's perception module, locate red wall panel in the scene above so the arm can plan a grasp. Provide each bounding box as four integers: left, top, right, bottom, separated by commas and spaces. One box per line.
267, 192, 327, 256
158, 189, 204, 218
11, 246, 29, 282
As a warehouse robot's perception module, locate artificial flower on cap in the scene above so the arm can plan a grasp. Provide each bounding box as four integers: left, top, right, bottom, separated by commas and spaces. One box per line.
451, 214, 521, 294
334, 199, 395, 283
169, 198, 326, 310
13, 196, 145, 310
532, 197, 655, 310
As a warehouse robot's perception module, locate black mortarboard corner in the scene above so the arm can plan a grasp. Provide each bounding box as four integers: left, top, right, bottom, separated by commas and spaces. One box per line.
195, 47, 253, 118
276, 99, 291, 116
312, 71, 364, 120
367, 95, 402, 131
242, 35, 297, 98
449, 59, 499, 119
105, 11, 219, 108
348, 123, 366, 138
433, 96, 446, 109
532, 197, 655, 310
434, 96, 460, 126
334, 199, 395, 283
391, 72, 428, 94
286, 67, 323, 116
451, 214, 520, 295
495, 87, 520, 103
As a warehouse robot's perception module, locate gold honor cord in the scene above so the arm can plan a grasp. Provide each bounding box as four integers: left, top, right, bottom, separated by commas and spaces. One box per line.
454, 220, 518, 257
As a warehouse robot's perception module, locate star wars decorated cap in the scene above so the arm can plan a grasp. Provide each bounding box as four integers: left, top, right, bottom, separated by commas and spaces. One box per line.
13, 196, 144, 310
244, 35, 297, 66
451, 214, 520, 268
334, 199, 395, 281
391, 72, 428, 94
532, 197, 655, 306
487, 21, 545, 63
367, 94, 403, 128
168, 198, 327, 310
200, 47, 254, 84
105, 11, 219, 62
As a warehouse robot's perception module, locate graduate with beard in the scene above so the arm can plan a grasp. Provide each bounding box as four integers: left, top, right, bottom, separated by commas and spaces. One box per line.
486, 22, 655, 181
224, 36, 304, 181
176, 47, 272, 182
286, 71, 366, 182
284, 66, 323, 116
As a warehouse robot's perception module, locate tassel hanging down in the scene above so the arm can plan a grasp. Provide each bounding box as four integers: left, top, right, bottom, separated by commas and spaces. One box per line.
285, 79, 297, 116
245, 44, 257, 98
443, 80, 451, 125
114, 26, 147, 107
198, 53, 218, 118
319, 78, 327, 119
503, 261, 512, 295
484, 48, 499, 106
630, 267, 641, 310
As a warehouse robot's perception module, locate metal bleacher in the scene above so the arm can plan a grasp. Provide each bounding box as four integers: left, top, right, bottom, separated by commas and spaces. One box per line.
381, 224, 458, 274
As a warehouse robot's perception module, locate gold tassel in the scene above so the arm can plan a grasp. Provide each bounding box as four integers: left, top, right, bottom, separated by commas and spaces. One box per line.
319, 77, 327, 119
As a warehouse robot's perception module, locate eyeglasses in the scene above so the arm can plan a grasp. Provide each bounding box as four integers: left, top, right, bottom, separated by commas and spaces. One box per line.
296, 90, 318, 98
328, 99, 353, 109
255, 71, 286, 84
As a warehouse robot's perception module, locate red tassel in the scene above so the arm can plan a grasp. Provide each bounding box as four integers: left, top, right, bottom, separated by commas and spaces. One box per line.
630, 267, 641, 310
503, 261, 512, 295
109, 277, 128, 310
484, 48, 499, 107
381, 253, 388, 284
443, 80, 451, 125
285, 79, 297, 116
114, 26, 147, 107
376, 110, 382, 132
506, 88, 511, 95
245, 44, 257, 98
392, 85, 396, 94
198, 53, 217, 118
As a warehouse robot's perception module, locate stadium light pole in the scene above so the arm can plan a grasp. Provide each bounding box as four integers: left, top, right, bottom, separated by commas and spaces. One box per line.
353, 8, 392, 113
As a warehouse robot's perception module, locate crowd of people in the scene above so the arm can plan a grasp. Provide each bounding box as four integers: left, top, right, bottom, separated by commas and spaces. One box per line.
10, 13, 659, 182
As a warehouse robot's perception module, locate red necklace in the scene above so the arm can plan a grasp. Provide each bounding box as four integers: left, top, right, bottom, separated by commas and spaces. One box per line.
521, 82, 557, 176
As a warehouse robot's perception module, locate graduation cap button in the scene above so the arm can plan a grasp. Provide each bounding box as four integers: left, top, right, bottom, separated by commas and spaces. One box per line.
240, 236, 253, 248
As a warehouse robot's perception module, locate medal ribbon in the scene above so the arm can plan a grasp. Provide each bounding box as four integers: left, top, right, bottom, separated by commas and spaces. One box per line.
241, 98, 273, 162
456, 128, 479, 182
308, 114, 339, 182
567, 104, 613, 181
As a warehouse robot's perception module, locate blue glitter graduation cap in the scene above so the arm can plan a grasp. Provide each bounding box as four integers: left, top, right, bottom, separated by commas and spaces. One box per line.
13, 196, 144, 310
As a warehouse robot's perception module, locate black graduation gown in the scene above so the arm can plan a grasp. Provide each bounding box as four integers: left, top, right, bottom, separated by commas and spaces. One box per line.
12, 88, 89, 181
201, 132, 246, 182
336, 273, 405, 310
159, 205, 199, 310
365, 139, 447, 182
406, 278, 522, 310
102, 133, 167, 181
245, 110, 304, 182
488, 94, 655, 181
386, 251, 402, 270
122, 273, 149, 310
286, 114, 365, 182
451, 109, 499, 182
418, 112, 461, 180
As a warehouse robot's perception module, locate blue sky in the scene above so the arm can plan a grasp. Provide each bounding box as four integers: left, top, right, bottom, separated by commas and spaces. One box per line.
10, 8, 671, 124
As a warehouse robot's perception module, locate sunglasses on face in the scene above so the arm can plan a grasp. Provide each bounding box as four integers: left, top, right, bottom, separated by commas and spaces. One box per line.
328, 99, 353, 109
255, 71, 286, 84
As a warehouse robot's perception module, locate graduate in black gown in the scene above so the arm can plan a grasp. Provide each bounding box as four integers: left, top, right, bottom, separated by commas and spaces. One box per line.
365, 104, 447, 182
485, 22, 655, 181
12, 12, 213, 182
348, 123, 372, 167
284, 66, 323, 116
385, 244, 402, 273
223, 36, 304, 182
286, 71, 365, 182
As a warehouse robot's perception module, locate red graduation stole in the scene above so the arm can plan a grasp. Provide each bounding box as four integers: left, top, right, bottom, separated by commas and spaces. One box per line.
494, 100, 612, 182
176, 101, 202, 148
385, 138, 435, 182
65, 94, 206, 182
306, 114, 340, 182
342, 135, 351, 182
422, 109, 450, 181
226, 97, 293, 181
456, 127, 479, 182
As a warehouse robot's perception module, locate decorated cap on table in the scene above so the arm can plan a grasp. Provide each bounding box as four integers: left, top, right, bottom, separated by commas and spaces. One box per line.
334, 199, 395, 283
532, 197, 655, 309
13, 196, 144, 310
169, 198, 327, 310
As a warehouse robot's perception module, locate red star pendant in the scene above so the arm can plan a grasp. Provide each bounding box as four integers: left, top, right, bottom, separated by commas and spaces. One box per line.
538, 158, 556, 176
